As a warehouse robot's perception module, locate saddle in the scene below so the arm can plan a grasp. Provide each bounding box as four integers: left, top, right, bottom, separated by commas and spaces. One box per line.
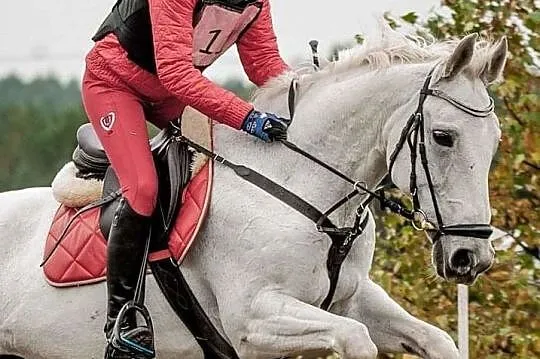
77, 120, 191, 254
45, 114, 210, 282
76, 120, 189, 251
43, 109, 239, 358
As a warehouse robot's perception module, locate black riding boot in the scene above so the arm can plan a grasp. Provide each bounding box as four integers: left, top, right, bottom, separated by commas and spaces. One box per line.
104, 198, 155, 359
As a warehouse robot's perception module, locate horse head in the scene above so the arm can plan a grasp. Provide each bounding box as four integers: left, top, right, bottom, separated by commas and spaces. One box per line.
385, 34, 508, 284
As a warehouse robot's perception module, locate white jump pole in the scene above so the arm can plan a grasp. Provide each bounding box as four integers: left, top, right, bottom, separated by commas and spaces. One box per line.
457, 284, 469, 359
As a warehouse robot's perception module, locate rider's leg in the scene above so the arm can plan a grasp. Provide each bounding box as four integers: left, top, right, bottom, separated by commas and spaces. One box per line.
82, 69, 157, 217
82, 68, 158, 357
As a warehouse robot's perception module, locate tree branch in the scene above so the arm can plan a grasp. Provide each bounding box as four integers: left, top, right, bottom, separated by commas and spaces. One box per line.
523, 160, 540, 171
503, 97, 525, 126
503, 150, 540, 172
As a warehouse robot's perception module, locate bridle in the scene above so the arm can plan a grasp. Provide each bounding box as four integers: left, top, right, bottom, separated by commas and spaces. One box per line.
281, 64, 495, 243
384, 66, 494, 242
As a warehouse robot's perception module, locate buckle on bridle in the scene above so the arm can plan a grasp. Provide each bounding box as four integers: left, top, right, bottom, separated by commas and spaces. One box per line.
353, 181, 367, 195
411, 210, 436, 231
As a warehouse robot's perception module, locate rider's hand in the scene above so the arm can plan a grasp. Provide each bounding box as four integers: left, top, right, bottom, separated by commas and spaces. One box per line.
241, 110, 289, 142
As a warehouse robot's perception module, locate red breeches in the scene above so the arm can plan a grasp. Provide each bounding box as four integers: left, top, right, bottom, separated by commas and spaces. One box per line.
82, 68, 182, 216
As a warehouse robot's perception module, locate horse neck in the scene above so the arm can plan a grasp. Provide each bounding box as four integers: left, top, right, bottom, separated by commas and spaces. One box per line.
283, 62, 433, 190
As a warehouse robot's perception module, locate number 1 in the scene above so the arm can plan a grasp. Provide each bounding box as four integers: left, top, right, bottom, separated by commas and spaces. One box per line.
199, 29, 222, 54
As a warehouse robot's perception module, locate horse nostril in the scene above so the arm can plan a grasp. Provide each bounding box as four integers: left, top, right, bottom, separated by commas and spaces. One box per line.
451, 248, 474, 270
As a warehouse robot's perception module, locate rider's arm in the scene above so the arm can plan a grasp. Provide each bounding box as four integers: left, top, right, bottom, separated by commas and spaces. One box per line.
149, 0, 253, 129
237, 0, 289, 86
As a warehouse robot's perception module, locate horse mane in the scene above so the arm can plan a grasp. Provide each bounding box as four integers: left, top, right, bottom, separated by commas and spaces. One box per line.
253, 22, 500, 102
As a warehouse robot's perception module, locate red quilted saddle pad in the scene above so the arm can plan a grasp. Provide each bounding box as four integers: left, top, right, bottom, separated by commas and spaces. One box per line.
43, 161, 212, 287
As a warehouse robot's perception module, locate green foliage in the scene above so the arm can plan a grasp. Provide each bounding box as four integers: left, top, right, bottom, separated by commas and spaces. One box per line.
354, 34, 365, 45
0, 75, 81, 111
401, 11, 419, 25
0, 77, 86, 191
366, 1, 539, 358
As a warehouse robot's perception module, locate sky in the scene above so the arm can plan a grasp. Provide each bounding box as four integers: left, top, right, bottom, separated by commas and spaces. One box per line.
0, 0, 439, 84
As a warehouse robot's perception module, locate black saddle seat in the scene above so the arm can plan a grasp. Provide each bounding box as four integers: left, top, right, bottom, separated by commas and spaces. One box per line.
76, 123, 107, 159
73, 123, 172, 179
77, 123, 171, 159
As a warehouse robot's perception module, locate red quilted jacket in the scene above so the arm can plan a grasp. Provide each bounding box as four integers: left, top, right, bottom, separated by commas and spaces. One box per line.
85, 0, 289, 129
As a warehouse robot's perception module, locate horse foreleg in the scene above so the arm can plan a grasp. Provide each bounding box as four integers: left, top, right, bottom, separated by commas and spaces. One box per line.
331, 279, 459, 359
220, 290, 378, 359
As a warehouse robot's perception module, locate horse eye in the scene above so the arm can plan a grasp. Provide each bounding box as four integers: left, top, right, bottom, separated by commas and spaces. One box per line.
432, 130, 454, 147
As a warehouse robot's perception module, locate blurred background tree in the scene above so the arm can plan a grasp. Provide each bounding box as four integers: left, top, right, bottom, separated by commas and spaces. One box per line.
0, 1, 537, 358
0, 76, 86, 190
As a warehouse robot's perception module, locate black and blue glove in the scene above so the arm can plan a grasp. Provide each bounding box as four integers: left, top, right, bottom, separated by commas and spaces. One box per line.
241, 110, 289, 142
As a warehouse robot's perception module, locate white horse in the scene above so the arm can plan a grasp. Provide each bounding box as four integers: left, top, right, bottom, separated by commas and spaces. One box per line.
0, 27, 507, 359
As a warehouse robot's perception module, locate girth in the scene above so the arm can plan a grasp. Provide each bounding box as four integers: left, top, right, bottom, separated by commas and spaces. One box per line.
96, 123, 241, 359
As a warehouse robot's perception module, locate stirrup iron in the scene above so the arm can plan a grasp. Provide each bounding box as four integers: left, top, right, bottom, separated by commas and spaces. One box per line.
108, 302, 155, 358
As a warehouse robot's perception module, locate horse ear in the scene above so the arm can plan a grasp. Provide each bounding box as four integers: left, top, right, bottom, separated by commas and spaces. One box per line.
443, 33, 478, 79
480, 36, 508, 85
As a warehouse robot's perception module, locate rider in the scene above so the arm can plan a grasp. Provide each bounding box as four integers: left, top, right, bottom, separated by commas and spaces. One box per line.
82, 0, 290, 357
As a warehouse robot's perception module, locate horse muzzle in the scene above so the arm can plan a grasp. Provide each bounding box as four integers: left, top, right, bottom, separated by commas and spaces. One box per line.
434, 241, 495, 285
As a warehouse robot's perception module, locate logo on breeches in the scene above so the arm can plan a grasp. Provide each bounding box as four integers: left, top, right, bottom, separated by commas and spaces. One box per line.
100, 112, 116, 132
